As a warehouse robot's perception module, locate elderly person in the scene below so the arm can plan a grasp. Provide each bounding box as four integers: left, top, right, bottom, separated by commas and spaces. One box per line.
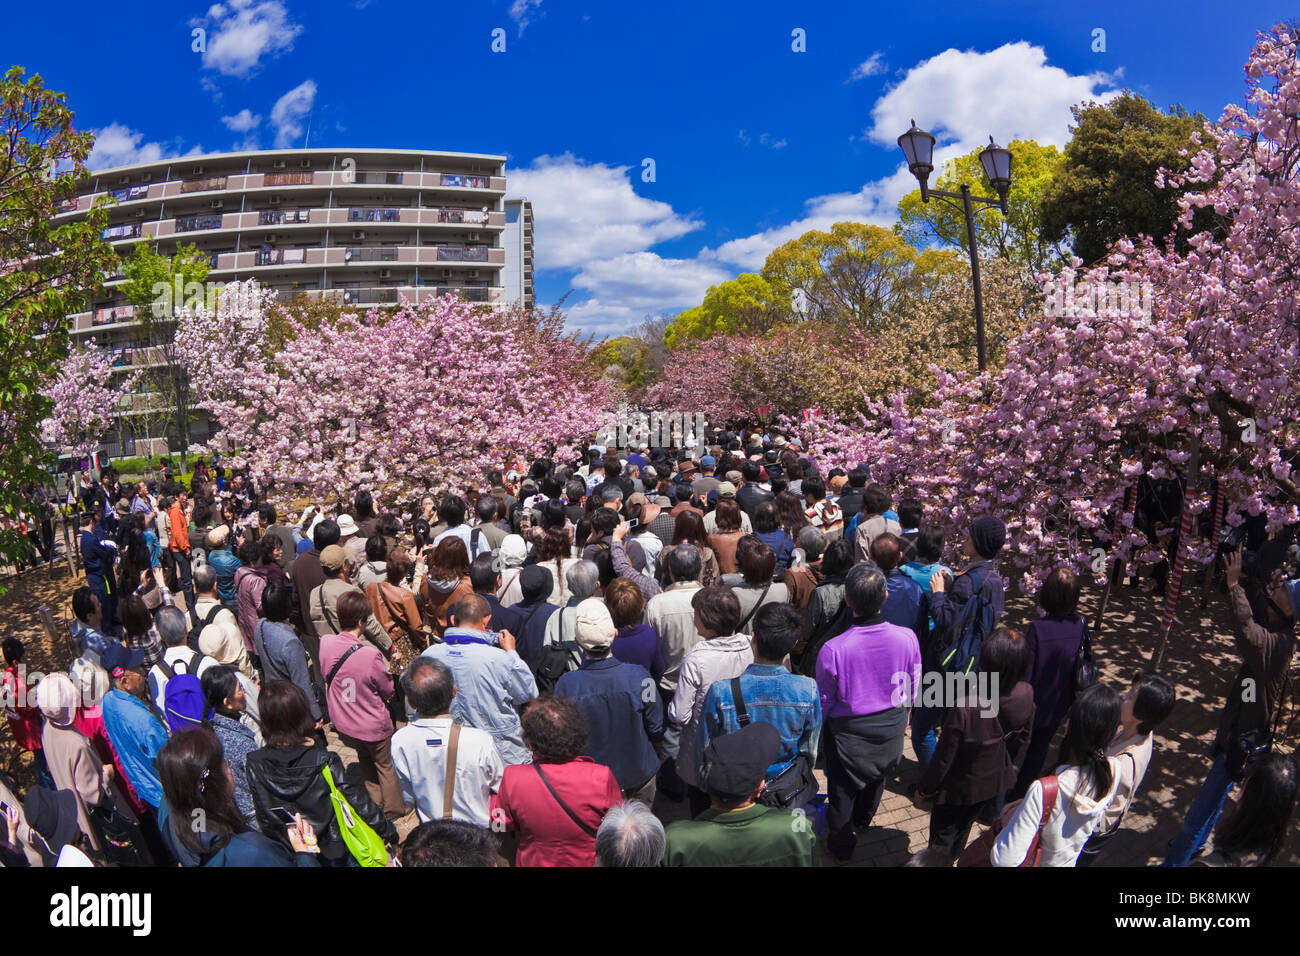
489, 696, 621, 867
595, 800, 665, 867
193, 565, 255, 680
36, 673, 114, 847
555, 598, 664, 803
496, 534, 529, 606
311, 544, 393, 659
816, 563, 922, 863
644, 543, 706, 696
671, 586, 754, 817
539, 560, 601, 673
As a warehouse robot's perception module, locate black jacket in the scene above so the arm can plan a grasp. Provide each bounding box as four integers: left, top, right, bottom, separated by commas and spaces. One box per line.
244, 741, 397, 864
735, 484, 773, 519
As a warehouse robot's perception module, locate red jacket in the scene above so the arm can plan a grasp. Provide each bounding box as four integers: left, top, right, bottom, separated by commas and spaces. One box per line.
2, 666, 42, 752
490, 758, 621, 867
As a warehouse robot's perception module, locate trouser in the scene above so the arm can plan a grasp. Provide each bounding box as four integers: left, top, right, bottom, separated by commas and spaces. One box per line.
340, 732, 407, 817
928, 799, 990, 861
172, 550, 196, 625
823, 712, 904, 861
87, 574, 117, 632
910, 705, 943, 777
1164, 752, 1234, 866
40, 519, 54, 561
1009, 719, 1061, 802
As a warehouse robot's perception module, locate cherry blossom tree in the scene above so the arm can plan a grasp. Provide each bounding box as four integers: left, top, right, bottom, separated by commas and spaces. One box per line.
177, 286, 611, 508
39, 340, 141, 459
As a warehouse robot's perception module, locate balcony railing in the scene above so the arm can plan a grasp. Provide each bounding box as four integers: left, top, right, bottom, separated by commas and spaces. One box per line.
180, 175, 228, 193
436, 245, 489, 262
435, 286, 490, 302
263, 171, 314, 186
348, 206, 402, 222
433, 207, 489, 224
344, 247, 399, 262
440, 174, 490, 188
176, 214, 224, 232
254, 248, 307, 266
353, 171, 405, 185
258, 209, 311, 225
102, 223, 142, 240
107, 185, 150, 202
93, 305, 136, 326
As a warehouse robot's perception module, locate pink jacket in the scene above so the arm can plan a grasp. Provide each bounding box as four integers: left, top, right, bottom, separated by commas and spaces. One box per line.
234, 566, 268, 653
319, 632, 395, 742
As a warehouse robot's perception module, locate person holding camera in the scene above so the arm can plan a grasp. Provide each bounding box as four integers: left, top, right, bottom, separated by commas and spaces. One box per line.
1164, 549, 1296, 865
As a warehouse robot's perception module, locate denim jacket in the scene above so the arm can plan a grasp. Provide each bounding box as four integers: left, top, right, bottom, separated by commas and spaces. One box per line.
697, 663, 822, 780
208, 547, 243, 607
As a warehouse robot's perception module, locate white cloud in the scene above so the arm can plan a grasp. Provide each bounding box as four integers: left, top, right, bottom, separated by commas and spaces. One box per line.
866, 41, 1119, 151
505, 153, 703, 270
270, 80, 317, 149
193, 0, 303, 78
759, 133, 787, 149
509, 0, 543, 35
849, 52, 886, 82
87, 123, 172, 170
221, 108, 261, 132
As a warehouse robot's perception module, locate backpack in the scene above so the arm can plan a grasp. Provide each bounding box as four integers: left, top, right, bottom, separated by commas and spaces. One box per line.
533, 608, 582, 694
188, 603, 230, 652
932, 568, 998, 675
163, 673, 208, 732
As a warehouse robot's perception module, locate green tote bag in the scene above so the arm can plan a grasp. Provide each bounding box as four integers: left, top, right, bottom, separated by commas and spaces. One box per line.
321, 763, 388, 867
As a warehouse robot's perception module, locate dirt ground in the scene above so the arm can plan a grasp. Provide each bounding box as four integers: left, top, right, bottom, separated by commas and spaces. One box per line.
3, 556, 1295, 866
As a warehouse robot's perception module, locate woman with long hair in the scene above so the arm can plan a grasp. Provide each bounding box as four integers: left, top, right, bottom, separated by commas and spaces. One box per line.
157, 726, 319, 867
990, 683, 1122, 867
751, 500, 795, 581
708, 498, 745, 576
1192, 752, 1298, 866
532, 526, 582, 606
774, 490, 811, 543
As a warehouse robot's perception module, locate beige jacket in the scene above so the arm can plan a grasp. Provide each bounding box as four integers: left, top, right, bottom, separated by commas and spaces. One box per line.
41, 721, 110, 844
310, 577, 392, 652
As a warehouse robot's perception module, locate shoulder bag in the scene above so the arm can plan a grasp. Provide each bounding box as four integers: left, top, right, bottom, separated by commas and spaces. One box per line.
731, 676, 816, 809
533, 763, 599, 838
321, 762, 387, 867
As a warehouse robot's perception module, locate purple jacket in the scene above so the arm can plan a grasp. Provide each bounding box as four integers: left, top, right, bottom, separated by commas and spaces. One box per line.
1024, 614, 1087, 729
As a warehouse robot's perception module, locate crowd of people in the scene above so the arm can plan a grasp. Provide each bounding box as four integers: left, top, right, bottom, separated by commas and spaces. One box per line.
1, 434, 1296, 868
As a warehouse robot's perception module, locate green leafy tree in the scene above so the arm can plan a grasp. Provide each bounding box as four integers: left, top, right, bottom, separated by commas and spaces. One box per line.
1039, 92, 1209, 264
759, 222, 956, 329
121, 241, 212, 470
897, 138, 1066, 273
0, 66, 116, 566
664, 273, 785, 348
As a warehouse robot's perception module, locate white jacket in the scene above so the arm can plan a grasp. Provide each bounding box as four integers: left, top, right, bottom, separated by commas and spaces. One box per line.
991, 763, 1119, 867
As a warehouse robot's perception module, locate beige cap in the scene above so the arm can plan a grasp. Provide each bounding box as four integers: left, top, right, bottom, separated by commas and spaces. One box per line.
716, 481, 737, 499
320, 544, 347, 571
208, 525, 230, 548
574, 597, 616, 652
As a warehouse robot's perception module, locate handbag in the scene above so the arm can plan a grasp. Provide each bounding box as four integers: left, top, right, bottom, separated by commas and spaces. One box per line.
321, 763, 388, 867
1226, 671, 1288, 782
956, 775, 1059, 867
1072, 619, 1099, 693
730, 676, 816, 809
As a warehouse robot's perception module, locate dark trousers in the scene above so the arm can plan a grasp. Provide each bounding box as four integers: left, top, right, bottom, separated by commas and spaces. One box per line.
928, 799, 989, 860
1009, 720, 1060, 802
824, 723, 889, 861
87, 573, 117, 632
172, 550, 196, 624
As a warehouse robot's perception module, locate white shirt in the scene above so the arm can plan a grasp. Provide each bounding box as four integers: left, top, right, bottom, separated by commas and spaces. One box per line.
433, 524, 492, 560
391, 716, 503, 827
991, 764, 1120, 867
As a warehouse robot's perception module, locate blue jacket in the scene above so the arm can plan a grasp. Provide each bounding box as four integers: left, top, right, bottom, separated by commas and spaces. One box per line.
101, 689, 169, 808
158, 799, 317, 867
555, 656, 664, 790
207, 547, 243, 607
697, 664, 821, 779
754, 530, 794, 577
73, 620, 144, 673
79, 526, 117, 582
881, 568, 930, 643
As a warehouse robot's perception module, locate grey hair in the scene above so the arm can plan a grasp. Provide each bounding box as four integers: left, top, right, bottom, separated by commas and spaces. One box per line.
566, 559, 600, 601
599, 484, 624, 505
155, 605, 190, 647
664, 542, 701, 583
844, 562, 887, 618
595, 800, 666, 867
797, 525, 828, 562
193, 564, 217, 595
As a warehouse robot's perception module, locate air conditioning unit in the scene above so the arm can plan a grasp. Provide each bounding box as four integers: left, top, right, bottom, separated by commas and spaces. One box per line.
469, 232, 480, 241
210, 200, 224, 209
269, 195, 282, 205
272, 160, 287, 169
352, 231, 366, 240
379, 269, 392, 279
299, 159, 312, 168
140, 173, 152, 183
135, 210, 147, 218
265, 234, 280, 243
118, 176, 130, 185
468, 270, 480, 279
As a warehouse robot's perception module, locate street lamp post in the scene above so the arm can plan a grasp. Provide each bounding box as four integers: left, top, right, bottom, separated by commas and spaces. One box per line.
897, 121, 1012, 372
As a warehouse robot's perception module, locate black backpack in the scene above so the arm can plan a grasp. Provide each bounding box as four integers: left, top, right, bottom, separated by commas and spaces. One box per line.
533, 608, 582, 694
930, 568, 998, 675
188, 603, 230, 652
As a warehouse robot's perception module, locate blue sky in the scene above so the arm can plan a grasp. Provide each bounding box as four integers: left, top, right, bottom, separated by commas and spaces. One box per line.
2, 0, 1292, 337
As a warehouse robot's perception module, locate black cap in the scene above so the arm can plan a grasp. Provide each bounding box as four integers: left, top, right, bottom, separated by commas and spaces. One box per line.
969, 514, 1007, 559
23, 787, 80, 852
700, 722, 781, 800
520, 565, 553, 604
